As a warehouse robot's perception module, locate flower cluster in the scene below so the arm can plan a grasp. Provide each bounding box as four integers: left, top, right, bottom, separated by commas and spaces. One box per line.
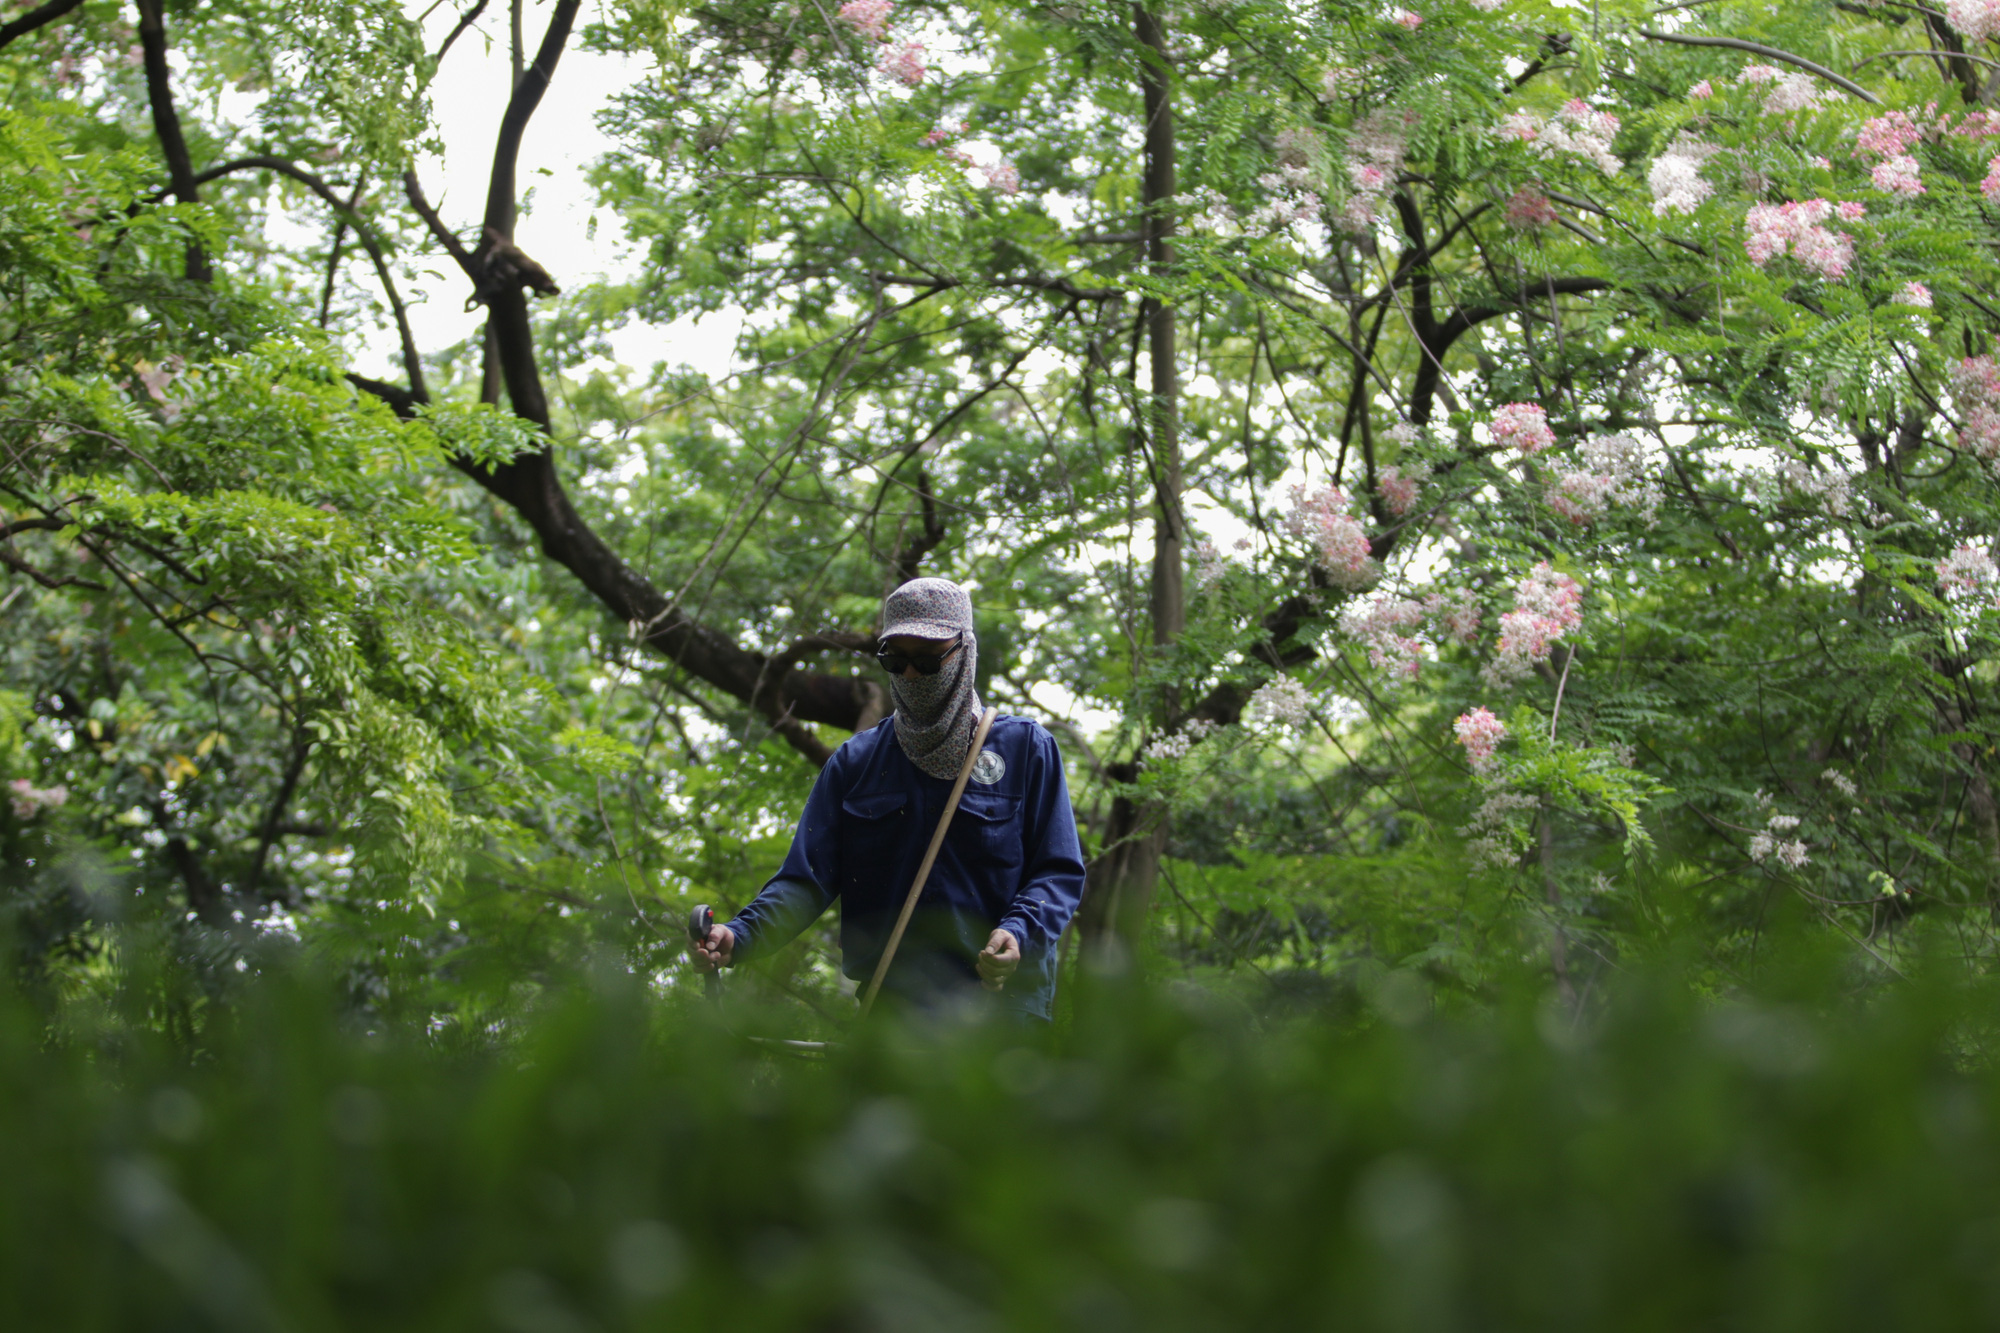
1503, 187, 1557, 230
1738, 64, 1826, 116
1893, 281, 1933, 308
1462, 785, 1537, 870
878, 41, 926, 86
1191, 540, 1228, 590
1500, 99, 1623, 175
1453, 707, 1507, 770
1247, 676, 1314, 730
1744, 200, 1865, 280
1283, 483, 1374, 585
1490, 401, 1554, 454
8, 779, 67, 820
1776, 456, 1853, 517
1546, 433, 1659, 525
1376, 463, 1424, 516
1427, 587, 1483, 644
1953, 356, 2000, 474
1144, 716, 1218, 764
1949, 0, 2000, 43
1649, 135, 1719, 216
1339, 108, 1411, 231
1748, 811, 1810, 868
837, 0, 894, 40
1486, 562, 1582, 686
1391, 8, 1422, 28
1937, 541, 2000, 595
1340, 595, 1427, 678
1248, 164, 1324, 231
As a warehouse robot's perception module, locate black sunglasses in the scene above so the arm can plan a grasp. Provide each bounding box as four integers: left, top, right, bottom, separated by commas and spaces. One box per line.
875, 633, 963, 676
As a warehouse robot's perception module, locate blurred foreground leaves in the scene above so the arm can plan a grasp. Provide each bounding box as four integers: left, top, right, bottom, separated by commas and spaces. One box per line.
8, 945, 2000, 1331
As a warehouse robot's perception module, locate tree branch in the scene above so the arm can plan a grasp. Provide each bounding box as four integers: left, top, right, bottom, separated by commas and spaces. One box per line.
135, 0, 210, 282
192, 156, 427, 401
1637, 29, 1882, 102
434, 0, 487, 61
0, 0, 83, 51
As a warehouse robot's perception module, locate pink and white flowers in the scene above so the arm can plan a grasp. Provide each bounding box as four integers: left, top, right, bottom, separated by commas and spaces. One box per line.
1893, 281, 1933, 308
1501, 99, 1623, 175
1649, 135, 1719, 216
1744, 200, 1863, 280
1284, 483, 1374, 585
837, 0, 894, 40
7, 779, 67, 820
1377, 463, 1424, 516
1952, 356, 2000, 473
1341, 595, 1428, 678
1453, 707, 1507, 770
1339, 107, 1411, 231
1486, 563, 1582, 686
1503, 187, 1557, 230
1546, 433, 1659, 525
1948, 0, 2000, 43
1937, 540, 1999, 593
1490, 402, 1554, 454
877, 40, 926, 86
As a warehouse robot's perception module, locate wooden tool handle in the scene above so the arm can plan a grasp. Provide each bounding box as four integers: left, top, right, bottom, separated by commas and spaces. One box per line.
859, 707, 1000, 1018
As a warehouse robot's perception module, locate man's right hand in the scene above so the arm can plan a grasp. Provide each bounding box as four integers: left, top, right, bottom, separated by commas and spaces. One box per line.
689, 923, 735, 972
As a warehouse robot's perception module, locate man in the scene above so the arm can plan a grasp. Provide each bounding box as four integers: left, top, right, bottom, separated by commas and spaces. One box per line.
687, 577, 1086, 1020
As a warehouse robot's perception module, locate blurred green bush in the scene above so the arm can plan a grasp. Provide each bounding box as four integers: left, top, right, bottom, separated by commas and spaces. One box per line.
7, 950, 2000, 1332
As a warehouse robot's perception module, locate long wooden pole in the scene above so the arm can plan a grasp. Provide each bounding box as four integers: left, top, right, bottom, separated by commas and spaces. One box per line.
859, 707, 999, 1018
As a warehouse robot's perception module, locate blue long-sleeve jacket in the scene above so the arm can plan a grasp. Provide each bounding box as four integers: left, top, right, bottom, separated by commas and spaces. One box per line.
724, 713, 1086, 1019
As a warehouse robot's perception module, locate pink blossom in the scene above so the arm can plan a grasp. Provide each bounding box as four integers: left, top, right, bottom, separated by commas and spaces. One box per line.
1953, 111, 2000, 139
922, 121, 968, 146
8, 779, 67, 820
1503, 101, 1622, 174
1983, 154, 2000, 199
1836, 201, 1867, 221
1340, 595, 1428, 678
1546, 433, 1657, 525
1490, 402, 1554, 454
1871, 154, 1925, 195
983, 160, 1021, 196
1810, 155, 1831, 169
1503, 187, 1557, 229
877, 40, 926, 86
1854, 111, 1923, 158
1738, 64, 1825, 115
1688, 80, 1713, 99
1453, 707, 1507, 770
1485, 563, 1582, 685
1377, 464, 1423, 516
1744, 200, 1860, 280
1948, 0, 2000, 43
1938, 541, 1999, 592
1392, 7, 1423, 27
1284, 484, 1374, 585
837, 0, 894, 40
1426, 588, 1483, 644
1339, 108, 1411, 232
1892, 281, 1933, 308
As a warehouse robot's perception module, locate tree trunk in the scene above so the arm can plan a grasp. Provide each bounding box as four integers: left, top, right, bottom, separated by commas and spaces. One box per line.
1081, 4, 1180, 961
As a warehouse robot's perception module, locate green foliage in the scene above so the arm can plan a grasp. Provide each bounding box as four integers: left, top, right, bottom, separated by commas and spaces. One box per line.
9, 958, 2000, 1329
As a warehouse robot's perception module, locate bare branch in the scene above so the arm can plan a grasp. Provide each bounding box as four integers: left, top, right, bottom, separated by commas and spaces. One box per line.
135, 0, 211, 282
0, 0, 84, 51
1637, 29, 1882, 102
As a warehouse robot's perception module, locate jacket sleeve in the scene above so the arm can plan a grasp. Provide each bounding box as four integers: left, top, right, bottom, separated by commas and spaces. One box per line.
995, 724, 1086, 963
726, 751, 845, 964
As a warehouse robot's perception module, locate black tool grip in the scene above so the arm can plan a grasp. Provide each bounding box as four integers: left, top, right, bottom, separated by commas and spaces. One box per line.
688, 903, 714, 946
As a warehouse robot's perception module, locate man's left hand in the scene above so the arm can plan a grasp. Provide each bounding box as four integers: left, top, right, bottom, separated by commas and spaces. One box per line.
977, 929, 1020, 991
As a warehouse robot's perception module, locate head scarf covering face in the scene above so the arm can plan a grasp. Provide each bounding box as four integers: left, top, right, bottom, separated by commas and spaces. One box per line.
880, 578, 982, 780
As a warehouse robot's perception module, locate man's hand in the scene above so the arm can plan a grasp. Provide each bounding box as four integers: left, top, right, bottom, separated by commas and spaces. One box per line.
977, 928, 1020, 991
689, 923, 735, 972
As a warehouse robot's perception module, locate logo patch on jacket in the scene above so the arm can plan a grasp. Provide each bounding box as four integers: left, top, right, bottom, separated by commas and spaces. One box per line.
970, 749, 1006, 785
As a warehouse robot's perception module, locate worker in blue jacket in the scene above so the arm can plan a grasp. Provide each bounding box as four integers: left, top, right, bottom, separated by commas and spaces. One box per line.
687, 577, 1086, 1020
